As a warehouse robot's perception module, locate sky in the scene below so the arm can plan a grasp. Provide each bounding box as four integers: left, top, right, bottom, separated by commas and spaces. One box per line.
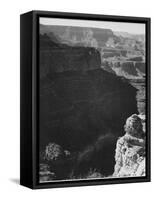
40, 17, 145, 35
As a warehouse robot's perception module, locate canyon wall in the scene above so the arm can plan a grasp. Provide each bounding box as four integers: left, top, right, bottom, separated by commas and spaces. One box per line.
40, 25, 116, 47
40, 48, 101, 77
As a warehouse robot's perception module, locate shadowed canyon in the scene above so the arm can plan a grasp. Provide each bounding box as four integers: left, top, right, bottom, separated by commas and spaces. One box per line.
39, 25, 146, 182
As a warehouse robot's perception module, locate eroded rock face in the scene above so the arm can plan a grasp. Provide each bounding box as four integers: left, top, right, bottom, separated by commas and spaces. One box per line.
40, 25, 115, 48
113, 114, 146, 177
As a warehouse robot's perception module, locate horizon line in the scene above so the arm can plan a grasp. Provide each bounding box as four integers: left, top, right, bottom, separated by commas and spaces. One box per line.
40, 17, 145, 35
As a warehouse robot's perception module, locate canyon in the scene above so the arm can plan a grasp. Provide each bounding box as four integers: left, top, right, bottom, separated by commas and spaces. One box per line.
39, 33, 141, 181
40, 24, 145, 80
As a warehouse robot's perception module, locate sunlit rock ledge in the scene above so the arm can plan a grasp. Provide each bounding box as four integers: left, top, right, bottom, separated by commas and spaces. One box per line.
113, 114, 146, 177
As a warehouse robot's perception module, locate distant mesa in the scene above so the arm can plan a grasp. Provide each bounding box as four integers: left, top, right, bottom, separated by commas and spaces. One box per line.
40, 24, 116, 48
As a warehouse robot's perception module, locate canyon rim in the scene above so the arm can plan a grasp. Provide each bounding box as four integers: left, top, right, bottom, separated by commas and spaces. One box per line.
38, 17, 147, 183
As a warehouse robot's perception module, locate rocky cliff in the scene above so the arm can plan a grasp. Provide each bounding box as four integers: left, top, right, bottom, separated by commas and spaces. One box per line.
40, 24, 117, 48
113, 114, 145, 177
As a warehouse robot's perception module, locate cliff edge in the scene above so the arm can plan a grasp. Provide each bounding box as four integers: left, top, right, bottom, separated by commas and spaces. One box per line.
113, 114, 146, 177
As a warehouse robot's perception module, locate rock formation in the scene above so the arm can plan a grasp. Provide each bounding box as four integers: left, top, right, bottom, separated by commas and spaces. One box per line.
40, 25, 116, 48
101, 60, 145, 79
113, 114, 146, 177
44, 143, 65, 161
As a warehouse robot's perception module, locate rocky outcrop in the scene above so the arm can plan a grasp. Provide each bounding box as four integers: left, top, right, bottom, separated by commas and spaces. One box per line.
113, 114, 146, 177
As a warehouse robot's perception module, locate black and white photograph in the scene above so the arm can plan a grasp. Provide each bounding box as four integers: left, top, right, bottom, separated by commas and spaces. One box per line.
39, 16, 149, 183
0, 0, 153, 197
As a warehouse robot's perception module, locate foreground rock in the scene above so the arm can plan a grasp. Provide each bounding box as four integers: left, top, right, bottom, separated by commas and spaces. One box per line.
113, 114, 146, 177
39, 143, 72, 181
